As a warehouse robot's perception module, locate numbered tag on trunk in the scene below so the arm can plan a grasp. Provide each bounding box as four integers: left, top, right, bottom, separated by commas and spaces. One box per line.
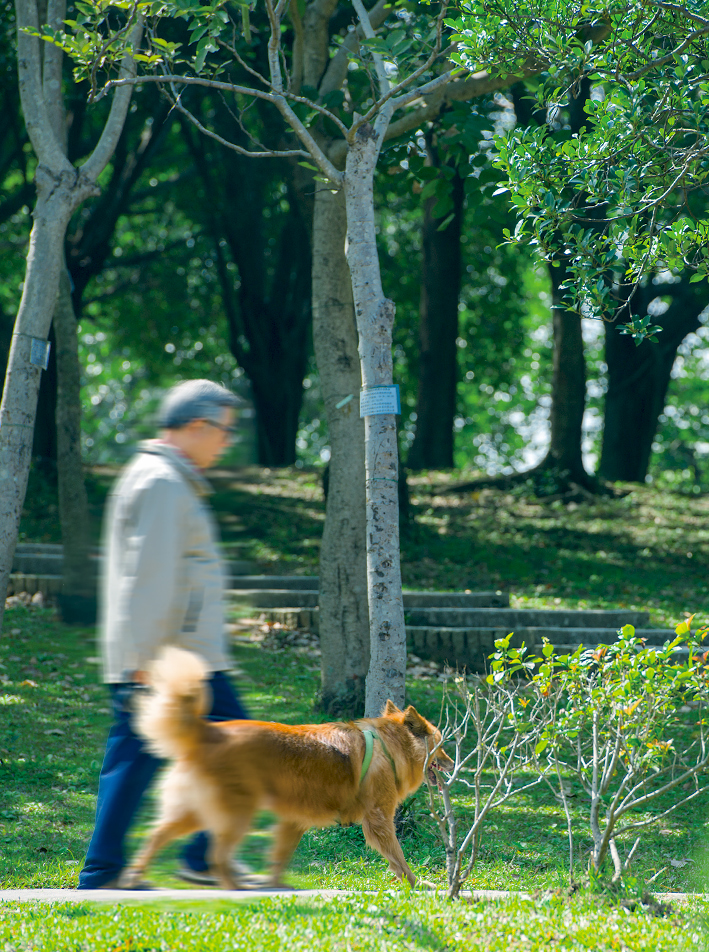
30, 338, 51, 370
359, 385, 401, 417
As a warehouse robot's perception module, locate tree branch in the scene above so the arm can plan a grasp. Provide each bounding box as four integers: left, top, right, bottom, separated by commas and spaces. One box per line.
15, 0, 73, 170
82, 16, 144, 182
42, 0, 67, 149
318, 0, 390, 98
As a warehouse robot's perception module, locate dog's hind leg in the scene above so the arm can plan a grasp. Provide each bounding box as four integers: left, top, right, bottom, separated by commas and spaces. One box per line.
207, 812, 254, 890
266, 821, 305, 888
119, 811, 201, 887
362, 809, 416, 887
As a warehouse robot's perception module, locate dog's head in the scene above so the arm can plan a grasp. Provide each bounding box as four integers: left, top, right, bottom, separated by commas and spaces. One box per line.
381, 699, 454, 784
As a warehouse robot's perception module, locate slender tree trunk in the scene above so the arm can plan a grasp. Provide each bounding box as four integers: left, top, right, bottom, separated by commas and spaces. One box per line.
54, 267, 95, 620
540, 260, 590, 485
0, 184, 84, 625
408, 169, 464, 470
312, 185, 369, 714
599, 285, 704, 482
344, 126, 405, 716
0, 2, 140, 628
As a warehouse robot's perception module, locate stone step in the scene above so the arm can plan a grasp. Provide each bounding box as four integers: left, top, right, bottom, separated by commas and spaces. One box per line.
406, 626, 675, 672
11, 550, 258, 578
7, 574, 63, 597
227, 589, 510, 609
229, 590, 320, 608
227, 561, 261, 577
228, 576, 320, 591
405, 607, 649, 629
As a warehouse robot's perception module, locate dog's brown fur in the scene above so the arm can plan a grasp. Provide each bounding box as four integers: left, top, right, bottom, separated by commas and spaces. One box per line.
120, 646, 453, 889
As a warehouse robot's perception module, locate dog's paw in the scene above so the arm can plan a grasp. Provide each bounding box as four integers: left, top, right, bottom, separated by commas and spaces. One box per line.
416, 877, 438, 891
117, 868, 142, 889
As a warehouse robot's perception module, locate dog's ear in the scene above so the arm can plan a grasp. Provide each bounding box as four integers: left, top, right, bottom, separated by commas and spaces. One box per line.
403, 706, 431, 737
382, 699, 401, 716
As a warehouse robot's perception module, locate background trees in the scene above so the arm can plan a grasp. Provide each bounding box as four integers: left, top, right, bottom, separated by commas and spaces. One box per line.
5, 0, 709, 718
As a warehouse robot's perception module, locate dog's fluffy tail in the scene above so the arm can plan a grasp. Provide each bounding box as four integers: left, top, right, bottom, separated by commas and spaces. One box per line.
134, 647, 210, 760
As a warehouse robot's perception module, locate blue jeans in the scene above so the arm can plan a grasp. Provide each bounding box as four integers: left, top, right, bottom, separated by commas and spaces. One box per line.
78, 670, 249, 888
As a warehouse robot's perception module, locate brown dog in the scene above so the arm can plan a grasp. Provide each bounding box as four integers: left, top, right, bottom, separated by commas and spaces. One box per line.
120, 647, 453, 889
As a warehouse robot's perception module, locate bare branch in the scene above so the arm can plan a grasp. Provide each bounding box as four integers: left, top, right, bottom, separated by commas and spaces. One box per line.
168, 91, 310, 159
82, 16, 144, 182
94, 73, 350, 140
351, 0, 390, 99
319, 0, 391, 98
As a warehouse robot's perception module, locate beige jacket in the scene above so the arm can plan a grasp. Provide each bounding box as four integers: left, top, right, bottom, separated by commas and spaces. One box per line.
101, 440, 230, 682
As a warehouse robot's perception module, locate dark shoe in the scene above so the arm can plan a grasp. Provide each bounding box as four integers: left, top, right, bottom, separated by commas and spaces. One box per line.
96, 876, 155, 890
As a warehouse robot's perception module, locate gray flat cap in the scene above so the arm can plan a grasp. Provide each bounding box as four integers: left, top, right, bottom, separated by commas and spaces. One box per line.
159, 378, 241, 429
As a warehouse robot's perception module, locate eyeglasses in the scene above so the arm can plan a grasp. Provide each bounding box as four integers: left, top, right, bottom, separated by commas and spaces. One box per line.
205, 420, 237, 441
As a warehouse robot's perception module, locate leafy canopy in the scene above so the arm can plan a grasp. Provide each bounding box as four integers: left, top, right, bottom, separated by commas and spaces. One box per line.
450, 0, 709, 341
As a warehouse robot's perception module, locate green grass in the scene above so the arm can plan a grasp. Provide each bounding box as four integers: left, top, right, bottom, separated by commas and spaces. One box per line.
0, 891, 702, 951
7, 470, 709, 946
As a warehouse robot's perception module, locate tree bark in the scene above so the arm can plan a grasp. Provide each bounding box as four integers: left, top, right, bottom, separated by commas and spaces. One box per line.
54, 267, 95, 619
181, 114, 312, 467
0, 180, 87, 618
407, 167, 464, 470
0, 2, 140, 627
344, 125, 406, 716
312, 185, 369, 715
543, 260, 590, 484
599, 283, 706, 482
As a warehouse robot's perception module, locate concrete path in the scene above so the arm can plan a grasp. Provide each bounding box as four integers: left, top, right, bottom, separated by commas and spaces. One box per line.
1, 887, 706, 904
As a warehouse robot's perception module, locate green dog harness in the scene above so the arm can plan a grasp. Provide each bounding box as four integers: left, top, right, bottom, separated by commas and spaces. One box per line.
359, 728, 399, 786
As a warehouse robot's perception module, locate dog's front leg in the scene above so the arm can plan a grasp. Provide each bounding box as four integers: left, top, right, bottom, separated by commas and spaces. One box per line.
119, 812, 200, 888
362, 809, 416, 887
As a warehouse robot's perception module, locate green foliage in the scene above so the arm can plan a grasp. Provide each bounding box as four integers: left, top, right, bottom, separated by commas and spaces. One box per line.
452, 0, 709, 333
490, 619, 709, 879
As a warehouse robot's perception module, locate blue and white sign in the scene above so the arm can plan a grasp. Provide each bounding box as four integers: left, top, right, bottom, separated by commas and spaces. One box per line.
359, 385, 401, 418
30, 338, 51, 370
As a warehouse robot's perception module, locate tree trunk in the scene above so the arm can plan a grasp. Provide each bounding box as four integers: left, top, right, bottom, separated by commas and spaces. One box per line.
344, 126, 405, 716
31, 324, 57, 476
540, 260, 590, 485
0, 2, 140, 627
407, 169, 464, 470
599, 284, 705, 482
54, 267, 95, 621
312, 185, 369, 715
0, 179, 85, 625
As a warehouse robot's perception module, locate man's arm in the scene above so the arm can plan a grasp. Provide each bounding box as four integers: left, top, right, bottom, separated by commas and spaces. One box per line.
116, 476, 187, 674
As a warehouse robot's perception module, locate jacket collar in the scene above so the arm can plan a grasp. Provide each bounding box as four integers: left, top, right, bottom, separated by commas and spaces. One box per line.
137, 439, 213, 497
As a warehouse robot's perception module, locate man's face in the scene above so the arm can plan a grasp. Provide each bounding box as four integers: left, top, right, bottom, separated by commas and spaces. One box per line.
187, 407, 235, 469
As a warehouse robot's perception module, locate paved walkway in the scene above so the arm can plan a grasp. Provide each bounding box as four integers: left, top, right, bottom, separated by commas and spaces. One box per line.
0, 887, 706, 904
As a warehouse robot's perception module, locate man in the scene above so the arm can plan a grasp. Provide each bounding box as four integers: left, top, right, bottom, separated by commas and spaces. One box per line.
78, 379, 250, 889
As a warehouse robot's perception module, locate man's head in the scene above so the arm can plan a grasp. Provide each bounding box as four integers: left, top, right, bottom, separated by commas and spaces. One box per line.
158, 379, 240, 469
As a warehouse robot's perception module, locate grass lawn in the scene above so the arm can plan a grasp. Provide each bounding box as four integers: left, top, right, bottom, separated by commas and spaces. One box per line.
4, 469, 709, 947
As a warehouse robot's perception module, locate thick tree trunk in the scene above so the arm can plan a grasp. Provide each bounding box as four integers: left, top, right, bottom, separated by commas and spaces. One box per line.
312, 185, 369, 715
54, 267, 95, 620
540, 260, 590, 485
407, 169, 464, 470
344, 126, 405, 716
599, 285, 704, 482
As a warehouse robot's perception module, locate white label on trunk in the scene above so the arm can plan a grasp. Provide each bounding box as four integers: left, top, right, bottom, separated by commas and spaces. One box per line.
30, 338, 51, 370
360, 385, 401, 417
